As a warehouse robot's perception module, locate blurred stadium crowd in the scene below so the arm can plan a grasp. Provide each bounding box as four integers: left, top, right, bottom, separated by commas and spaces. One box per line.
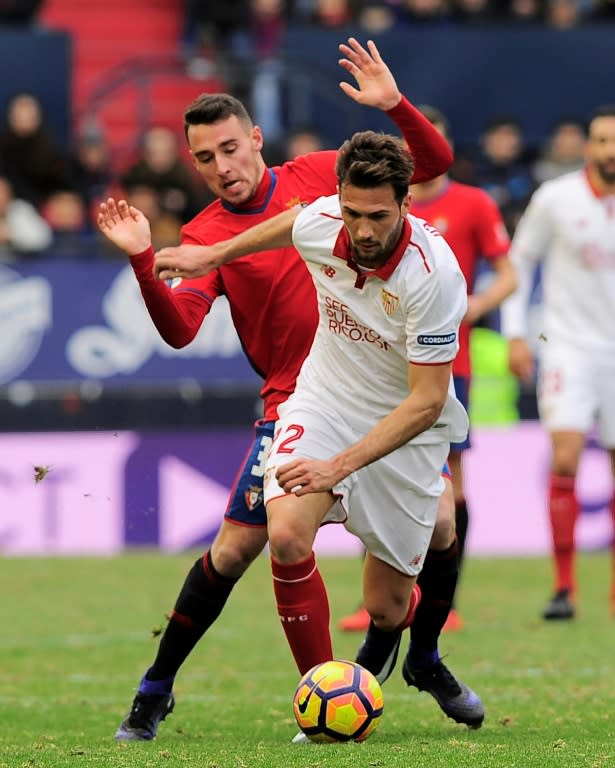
0, 0, 611, 266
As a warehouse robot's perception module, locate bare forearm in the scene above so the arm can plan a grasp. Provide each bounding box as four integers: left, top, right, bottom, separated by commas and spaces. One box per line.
330, 394, 442, 478
218, 207, 299, 263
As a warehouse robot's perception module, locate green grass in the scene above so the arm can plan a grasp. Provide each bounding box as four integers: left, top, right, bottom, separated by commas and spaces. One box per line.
2, 552, 614, 767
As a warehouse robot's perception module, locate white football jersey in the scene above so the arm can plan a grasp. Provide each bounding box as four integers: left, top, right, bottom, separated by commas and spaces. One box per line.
501, 169, 615, 350
287, 194, 468, 444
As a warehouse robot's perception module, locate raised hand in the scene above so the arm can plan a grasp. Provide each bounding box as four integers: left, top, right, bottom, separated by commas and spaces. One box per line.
338, 37, 401, 112
97, 198, 152, 255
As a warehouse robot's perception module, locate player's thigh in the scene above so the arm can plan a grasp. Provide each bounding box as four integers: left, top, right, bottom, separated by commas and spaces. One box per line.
537, 345, 595, 433
210, 519, 269, 578
362, 551, 416, 626
264, 403, 350, 524
210, 421, 272, 576
347, 441, 448, 576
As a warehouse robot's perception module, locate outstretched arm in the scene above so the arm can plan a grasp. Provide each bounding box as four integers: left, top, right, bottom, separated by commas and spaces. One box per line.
154, 206, 301, 280
338, 37, 452, 182
153, 37, 452, 280
97, 197, 208, 347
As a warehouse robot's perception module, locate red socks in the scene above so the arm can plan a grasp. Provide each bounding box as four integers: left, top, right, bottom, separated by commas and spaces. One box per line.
271, 553, 332, 675
548, 474, 578, 593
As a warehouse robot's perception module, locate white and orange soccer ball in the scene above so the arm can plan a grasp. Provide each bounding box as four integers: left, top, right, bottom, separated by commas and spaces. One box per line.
292, 659, 384, 743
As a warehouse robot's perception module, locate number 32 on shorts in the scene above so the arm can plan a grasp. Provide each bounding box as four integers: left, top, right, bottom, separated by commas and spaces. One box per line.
274, 424, 305, 454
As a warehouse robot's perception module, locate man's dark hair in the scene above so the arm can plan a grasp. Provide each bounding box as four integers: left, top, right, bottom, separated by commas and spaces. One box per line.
587, 104, 615, 132
335, 131, 415, 205
183, 93, 253, 140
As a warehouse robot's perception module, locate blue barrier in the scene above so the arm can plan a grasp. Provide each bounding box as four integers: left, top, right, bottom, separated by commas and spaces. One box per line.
0, 259, 258, 388
283, 25, 615, 150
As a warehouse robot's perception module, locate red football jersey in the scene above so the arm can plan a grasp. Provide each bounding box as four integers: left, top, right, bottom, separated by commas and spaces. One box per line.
129, 98, 453, 419
411, 180, 510, 377
180, 157, 335, 419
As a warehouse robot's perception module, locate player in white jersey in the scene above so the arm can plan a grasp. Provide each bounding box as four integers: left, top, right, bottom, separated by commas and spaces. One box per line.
153, 129, 485, 728
501, 104, 615, 621
270, 191, 468, 561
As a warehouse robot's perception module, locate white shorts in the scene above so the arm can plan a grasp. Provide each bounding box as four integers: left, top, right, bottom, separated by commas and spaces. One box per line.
264, 398, 448, 576
537, 342, 615, 447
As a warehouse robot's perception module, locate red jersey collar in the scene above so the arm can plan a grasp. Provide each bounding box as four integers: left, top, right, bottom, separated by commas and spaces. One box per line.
249, 167, 274, 208
332, 217, 413, 285
222, 167, 276, 214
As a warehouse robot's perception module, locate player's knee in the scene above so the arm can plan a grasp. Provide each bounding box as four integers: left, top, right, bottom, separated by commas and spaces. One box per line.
551, 459, 578, 477
210, 547, 254, 577
369, 612, 406, 632
364, 593, 408, 631
210, 531, 267, 577
430, 493, 456, 549
268, 522, 313, 564
430, 515, 455, 549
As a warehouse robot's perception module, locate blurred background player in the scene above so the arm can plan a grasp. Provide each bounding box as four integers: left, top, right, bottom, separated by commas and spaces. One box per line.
339, 105, 516, 634
501, 104, 615, 621
98, 38, 482, 741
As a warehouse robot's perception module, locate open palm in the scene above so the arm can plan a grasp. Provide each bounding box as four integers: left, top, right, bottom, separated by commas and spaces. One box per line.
338, 38, 400, 112
97, 197, 152, 255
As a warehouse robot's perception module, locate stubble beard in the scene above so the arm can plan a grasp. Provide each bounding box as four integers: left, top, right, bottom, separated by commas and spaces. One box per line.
595, 159, 615, 187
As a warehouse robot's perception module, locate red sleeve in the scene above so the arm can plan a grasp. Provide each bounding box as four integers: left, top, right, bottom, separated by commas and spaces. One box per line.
386, 96, 454, 184
129, 246, 215, 348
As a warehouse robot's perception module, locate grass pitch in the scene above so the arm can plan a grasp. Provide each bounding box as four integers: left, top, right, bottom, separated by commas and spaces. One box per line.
2, 551, 614, 767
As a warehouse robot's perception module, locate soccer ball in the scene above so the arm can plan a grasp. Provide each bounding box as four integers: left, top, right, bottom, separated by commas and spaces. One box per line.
292, 659, 384, 743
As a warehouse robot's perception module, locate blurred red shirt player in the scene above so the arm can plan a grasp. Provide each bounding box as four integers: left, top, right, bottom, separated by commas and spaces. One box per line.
411, 106, 517, 630
339, 105, 517, 634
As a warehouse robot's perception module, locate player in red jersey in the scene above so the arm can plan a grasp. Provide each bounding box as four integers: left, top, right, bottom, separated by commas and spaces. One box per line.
100, 40, 482, 739
152, 98, 487, 727
338, 106, 517, 634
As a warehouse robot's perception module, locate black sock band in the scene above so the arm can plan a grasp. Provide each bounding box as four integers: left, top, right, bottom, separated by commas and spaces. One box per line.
147, 552, 238, 680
